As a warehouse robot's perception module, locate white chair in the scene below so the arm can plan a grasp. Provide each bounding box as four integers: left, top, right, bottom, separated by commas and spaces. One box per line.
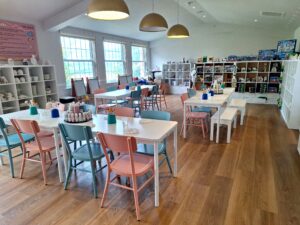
228, 99, 246, 125
210, 108, 238, 143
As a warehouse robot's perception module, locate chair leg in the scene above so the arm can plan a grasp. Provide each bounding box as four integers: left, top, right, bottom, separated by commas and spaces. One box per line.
7, 148, 15, 178
163, 96, 167, 109
41, 153, 48, 185
201, 120, 206, 138
90, 162, 98, 198
100, 170, 111, 207
163, 150, 173, 175
132, 176, 141, 221
48, 152, 53, 165
20, 157, 26, 179
0, 156, 3, 166
64, 159, 73, 190
227, 124, 231, 143
210, 121, 214, 141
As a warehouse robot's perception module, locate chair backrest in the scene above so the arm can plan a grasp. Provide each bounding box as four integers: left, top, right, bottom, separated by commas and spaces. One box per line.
0, 117, 10, 147
114, 107, 134, 117
141, 88, 149, 97
152, 85, 159, 95
141, 110, 171, 121
83, 104, 96, 114
0, 117, 7, 130
160, 83, 168, 94
131, 90, 141, 99
118, 84, 127, 89
87, 78, 100, 94
59, 123, 95, 159
187, 88, 197, 98
180, 93, 189, 106
106, 86, 118, 92
59, 123, 93, 141
128, 82, 136, 87
94, 88, 106, 94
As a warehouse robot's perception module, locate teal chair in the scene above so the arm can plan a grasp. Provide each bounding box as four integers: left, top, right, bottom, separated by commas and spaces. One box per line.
128, 90, 141, 115
128, 82, 136, 87
187, 88, 212, 114
82, 104, 96, 114
0, 117, 35, 177
137, 111, 172, 174
144, 85, 159, 110
106, 86, 128, 105
59, 123, 114, 198
106, 86, 118, 92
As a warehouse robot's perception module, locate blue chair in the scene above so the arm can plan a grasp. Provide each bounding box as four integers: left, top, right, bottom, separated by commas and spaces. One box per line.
0, 117, 35, 177
144, 85, 160, 110
82, 104, 96, 114
187, 88, 212, 114
128, 82, 136, 87
106, 86, 118, 92
106, 86, 128, 105
137, 111, 172, 174
128, 90, 141, 114
59, 123, 114, 198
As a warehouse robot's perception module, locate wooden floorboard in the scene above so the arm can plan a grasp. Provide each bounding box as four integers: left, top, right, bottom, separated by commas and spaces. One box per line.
0, 95, 300, 225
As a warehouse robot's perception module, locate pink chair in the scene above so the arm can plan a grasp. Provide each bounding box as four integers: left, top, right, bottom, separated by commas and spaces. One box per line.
113, 107, 134, 117
94, 88, 116, 113
11, 119, 60, 185
97, 133, 154, 221
180, 93, 209, 138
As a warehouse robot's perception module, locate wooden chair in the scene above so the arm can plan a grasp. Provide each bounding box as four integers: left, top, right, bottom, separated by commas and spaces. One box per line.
180, 93, 209, 138
141, 88, 149, 111
11, 119, 59, 184
97, 132, 154, 221
157, 83, 168, 109
59, 123, 113, 198
113, 107, 135, 117
144, 85, 159, 110
0, 117, 35, 177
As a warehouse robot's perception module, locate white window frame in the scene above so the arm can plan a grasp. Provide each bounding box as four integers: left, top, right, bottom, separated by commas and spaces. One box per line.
60, 35, 96, 88
103, 40, 126, 83
131, 45, 147, 78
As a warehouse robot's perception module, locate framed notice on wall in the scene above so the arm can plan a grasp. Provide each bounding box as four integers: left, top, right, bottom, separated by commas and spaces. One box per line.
0, 19, 39, 60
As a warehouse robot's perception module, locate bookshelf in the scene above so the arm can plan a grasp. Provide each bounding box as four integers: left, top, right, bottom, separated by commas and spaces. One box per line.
0, 65, 58, 114
162, 63, 192, 94
280, 60, 300, 129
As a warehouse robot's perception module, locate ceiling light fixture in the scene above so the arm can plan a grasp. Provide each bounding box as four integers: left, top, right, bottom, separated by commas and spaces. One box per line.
87, 0, 130, 20
167, 0, 190, 39
202, 15, 206, 18
254, 19, 258, 22
139, 0, 168, 32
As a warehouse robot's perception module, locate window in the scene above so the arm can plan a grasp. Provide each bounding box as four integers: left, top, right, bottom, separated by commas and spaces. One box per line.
103, 41, 126, 83
131, 46, 147, 78
60, 36, 95, 88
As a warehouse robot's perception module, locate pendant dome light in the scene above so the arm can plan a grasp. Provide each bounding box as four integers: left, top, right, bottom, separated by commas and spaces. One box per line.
87, 0, 130, 20
167, 0, 189, 38
139, 0, 168, 32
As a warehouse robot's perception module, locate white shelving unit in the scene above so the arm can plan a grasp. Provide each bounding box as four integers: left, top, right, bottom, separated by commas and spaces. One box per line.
280, 60, 300, 130
0, 65, 58, 114
162, 63, 192, 94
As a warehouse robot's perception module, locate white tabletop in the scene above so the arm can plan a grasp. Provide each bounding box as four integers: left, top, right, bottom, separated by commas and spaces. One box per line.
94, 85, 155, 100
185, 88, 235, 107
1, 110, 177, 142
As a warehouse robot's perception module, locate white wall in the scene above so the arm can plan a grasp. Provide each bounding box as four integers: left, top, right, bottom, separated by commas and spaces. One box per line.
294, 26, 300, 51
150, 24, 293, 69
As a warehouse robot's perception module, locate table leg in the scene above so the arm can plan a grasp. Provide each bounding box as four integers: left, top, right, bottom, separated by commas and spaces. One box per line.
183, 103, 187, 138
53, 127, 64, 183
154, 141, 159, 207
60, 132, 69, 176
216, 106, 220, 143
173, 126, 178, 177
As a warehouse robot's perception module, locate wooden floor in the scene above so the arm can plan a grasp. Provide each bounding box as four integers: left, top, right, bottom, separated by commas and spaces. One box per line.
0, 95, 300, 225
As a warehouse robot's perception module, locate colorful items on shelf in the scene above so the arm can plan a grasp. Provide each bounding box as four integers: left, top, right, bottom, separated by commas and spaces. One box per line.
64, 102, 92, 123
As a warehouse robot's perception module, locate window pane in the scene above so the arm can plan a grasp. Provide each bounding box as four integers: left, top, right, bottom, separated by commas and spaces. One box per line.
60, 36, 95, 88
105, 62, 124, 83
104, 41, 125, 83
132, 46, 146, 61
132, 62, 146, 78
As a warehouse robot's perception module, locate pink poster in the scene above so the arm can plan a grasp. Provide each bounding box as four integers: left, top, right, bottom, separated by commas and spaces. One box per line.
0, 19, 39, 60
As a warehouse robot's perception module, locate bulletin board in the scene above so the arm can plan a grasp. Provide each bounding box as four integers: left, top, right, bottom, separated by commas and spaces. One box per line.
0, 19, 39, 60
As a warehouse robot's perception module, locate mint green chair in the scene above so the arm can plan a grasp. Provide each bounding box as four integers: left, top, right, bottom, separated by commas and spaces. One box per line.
137, 111, 172, 174
0, 117, 35, 177
187, 88, 212, 114
59, 123, 114, 198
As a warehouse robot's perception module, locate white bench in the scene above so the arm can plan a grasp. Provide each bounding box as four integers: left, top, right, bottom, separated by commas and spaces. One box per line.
228, 99, 246, 125
210, 108, 238, 143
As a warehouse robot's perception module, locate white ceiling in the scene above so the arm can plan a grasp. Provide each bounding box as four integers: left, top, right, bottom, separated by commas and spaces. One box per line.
0, 0, 299, 41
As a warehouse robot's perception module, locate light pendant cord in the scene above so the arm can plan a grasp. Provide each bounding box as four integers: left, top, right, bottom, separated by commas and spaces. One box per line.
177, 0, 180, 23
152, 0, 155, 12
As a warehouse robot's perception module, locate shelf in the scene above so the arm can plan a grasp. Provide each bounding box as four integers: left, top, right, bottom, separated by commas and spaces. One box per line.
16, 82, 31, 84
44, 79, 56, 82
46, 93, 57, 96
0, 83, 15, 86
1, 99, 17, 103
3, 107, 17, 111
33, 95, 45, 98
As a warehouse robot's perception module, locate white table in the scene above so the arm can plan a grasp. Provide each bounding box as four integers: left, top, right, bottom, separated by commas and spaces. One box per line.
183, 88, 235, 143
94, 85, 155, 107
1, 110, 177, 207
